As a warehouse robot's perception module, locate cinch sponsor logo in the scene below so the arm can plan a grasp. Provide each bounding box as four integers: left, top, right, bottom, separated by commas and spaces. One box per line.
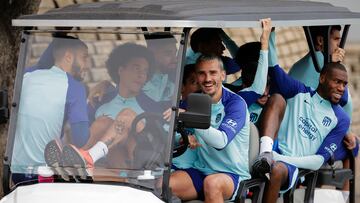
298, 116, 318, 141
250, 113, 258, 122
322, 116, 332, 127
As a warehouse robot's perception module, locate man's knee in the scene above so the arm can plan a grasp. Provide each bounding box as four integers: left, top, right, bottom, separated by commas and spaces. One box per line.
169, 171, 197, 200
204, 175, 222, 193
115, 108, 139, 131
203, 174, 233, 199
270, 162, 288, 183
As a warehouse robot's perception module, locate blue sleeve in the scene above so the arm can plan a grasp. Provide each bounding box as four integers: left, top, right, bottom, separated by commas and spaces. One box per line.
179, 99, 188, 109
218, 96, 247, 145
71, 121, 90, 147
66, 76, 89, 124
222, 56, 241, 75
237, 91, 261, 107
316, 106, 350, 164
269, 65, 311, 99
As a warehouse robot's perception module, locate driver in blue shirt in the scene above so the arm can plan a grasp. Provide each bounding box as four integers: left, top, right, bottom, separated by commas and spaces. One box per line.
170, 54, 251, 202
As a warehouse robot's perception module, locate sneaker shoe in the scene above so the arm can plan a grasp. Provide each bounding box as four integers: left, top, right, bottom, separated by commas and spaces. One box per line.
252, 152, 273, 179
44, 139, 69, 181
62, 145, 94, 179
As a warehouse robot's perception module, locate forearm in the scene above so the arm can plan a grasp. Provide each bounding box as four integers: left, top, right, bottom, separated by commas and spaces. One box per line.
273, 151, 324, 170
242, 50, 268, 95
195, 127, 228, 149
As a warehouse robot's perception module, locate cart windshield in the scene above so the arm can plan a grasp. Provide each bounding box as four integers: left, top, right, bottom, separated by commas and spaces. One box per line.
9, 30, 184, 196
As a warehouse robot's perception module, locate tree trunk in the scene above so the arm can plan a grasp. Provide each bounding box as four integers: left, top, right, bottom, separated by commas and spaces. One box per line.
0, 0, 41, 197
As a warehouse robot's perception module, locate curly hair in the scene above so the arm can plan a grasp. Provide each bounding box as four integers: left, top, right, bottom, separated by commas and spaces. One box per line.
106, 43, 155, 84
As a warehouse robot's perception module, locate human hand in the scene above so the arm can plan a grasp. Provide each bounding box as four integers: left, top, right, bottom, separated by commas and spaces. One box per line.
188, 134, 202, 149
260, 18, 272, 50
162, 108, 185, 122
88, 80, 114, 107
343, 132, 358, 150
331, 48, 345, 62
252, 151, 274, 180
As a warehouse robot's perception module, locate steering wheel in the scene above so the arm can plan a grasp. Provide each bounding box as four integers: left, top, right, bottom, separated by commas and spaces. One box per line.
129, 112, 168, 169
128, 112, 190, 169
173, 124, 189, 158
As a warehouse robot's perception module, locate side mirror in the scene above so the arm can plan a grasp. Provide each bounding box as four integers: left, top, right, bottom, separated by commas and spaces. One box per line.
0, 89, 9, 124
178, 93, 211, 129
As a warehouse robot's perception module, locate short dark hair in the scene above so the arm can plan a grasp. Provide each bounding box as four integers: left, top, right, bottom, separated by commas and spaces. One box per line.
241, 61, 259, 87
195, 54, 224, 71
320, 62, 347, 76
235, 41, 261, 67
310, 25, 342, 43
52, 36, 87, 61
182, 64, 196, 86
106, 43, 155, 84
190, 28, 220, 52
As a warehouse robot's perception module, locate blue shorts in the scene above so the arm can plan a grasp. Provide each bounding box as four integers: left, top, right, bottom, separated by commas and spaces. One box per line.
278, 161, 299, 194
173, 166, 240, 201
12, 173, 38, 185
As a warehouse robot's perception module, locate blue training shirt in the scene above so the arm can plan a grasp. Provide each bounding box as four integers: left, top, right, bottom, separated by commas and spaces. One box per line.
190, 87, 251, 180
285, 46, 352, 128
269, 65, 350, 164
12, 66, 89, 173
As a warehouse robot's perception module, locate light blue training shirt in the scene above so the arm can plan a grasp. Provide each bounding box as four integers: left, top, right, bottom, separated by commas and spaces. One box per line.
12, 66, 88, 173
287, 46, 353, 127
187, 87, 251, 180
269, 65, 350, 169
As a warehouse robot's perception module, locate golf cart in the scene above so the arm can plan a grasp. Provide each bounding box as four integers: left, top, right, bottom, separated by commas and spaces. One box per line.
1, 0, 360, 202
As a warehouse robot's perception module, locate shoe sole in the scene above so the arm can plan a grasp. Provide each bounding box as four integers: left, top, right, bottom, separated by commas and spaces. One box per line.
62, 145, 90, 179
44, 140, 70, 181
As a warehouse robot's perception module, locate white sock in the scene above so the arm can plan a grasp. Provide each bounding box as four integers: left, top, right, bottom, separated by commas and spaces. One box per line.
260, 136, 274, 154
342, 191, 349, 202
88, 141, 109, 163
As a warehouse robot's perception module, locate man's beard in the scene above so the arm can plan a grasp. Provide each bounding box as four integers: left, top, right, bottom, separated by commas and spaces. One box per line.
71, 59, 84, 81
